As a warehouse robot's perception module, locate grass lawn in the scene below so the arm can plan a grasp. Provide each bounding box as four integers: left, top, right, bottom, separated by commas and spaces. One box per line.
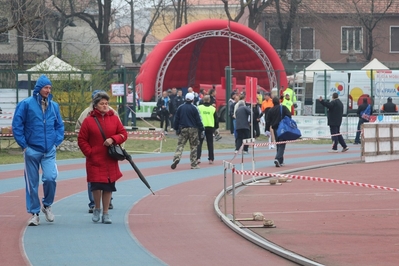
0, 120, 332, 165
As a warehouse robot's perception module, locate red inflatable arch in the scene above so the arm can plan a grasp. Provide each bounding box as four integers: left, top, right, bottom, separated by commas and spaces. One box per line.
136, 19, 287, 101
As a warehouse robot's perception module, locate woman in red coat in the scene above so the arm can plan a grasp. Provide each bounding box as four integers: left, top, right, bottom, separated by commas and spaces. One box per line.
78, 92, 127, 224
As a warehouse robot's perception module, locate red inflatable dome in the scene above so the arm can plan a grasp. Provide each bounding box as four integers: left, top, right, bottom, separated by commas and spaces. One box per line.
136, 19, 287, 101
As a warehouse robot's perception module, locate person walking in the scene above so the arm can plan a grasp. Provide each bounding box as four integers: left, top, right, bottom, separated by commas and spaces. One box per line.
266, 97, 291, 167
12, 75, 65, 226
75, 90, 118, 213
260, 92, 274, 149
157, 91, 172, 135
234, 101, 251, 154
228, 92, 237, 134
354, 97, 372, 144
78, 92, 127, 224
319, 93, 349, 153
197, 95, 219, 164
171, 93, 204, 170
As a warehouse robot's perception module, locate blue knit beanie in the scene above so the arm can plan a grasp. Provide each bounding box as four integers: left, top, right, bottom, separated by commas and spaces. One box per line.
33, 75, 52, 93
92, 90, 104, 99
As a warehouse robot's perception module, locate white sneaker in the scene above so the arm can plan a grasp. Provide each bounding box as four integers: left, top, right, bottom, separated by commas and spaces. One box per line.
28, 214, 40, 226
41, 206, 55, 222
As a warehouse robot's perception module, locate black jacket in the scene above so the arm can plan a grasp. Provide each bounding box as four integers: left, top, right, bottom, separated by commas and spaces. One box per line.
266, 104, 291, 131
173, 102, 204, 131
382, 101, 397, 113
319, 98, 343, 127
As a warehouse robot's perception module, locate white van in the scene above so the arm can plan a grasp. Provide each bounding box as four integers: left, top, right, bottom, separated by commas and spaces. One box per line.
312, 70, 399, 115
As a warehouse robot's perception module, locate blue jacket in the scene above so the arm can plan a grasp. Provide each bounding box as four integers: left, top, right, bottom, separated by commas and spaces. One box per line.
173, 101, 204, 131
12, 75, 65, 152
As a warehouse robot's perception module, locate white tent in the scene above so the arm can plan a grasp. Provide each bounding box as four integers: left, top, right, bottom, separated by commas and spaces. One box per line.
287, 59, 334, 84
361, 58, 389, 70
18, 55, 91, 81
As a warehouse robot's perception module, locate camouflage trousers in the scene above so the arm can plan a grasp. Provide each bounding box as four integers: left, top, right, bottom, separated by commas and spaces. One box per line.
173, 127, 199, 167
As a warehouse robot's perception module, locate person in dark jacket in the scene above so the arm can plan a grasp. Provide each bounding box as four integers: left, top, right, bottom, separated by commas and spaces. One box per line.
157, 91, 172, 134
266, 97, 291, 167
251, 103, 261, 138
234, 101, 251, 153
12, 75, 65, 226
319, 93, 349, 153
171, 93, 204, 170
354, 97, 372, 144
381, 97, 398, 113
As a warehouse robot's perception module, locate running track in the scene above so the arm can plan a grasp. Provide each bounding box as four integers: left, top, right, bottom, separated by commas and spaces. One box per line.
0, 144, 361, 265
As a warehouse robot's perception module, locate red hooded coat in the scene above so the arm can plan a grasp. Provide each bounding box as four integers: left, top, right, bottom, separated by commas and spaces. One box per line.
78, 109, 128, 183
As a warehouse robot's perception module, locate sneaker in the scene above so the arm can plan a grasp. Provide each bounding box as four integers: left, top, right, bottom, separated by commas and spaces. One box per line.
342, 147, 349, 152
102, 213, 112, 224
328, 149, 338, 153
197, 159, 201, 164
28, 214, 40, 226
243, 151, 249, 154
234, 150, 238, 154
41, 206, 54, 222
191, 165, 200, 169
209, 160, 214, 164
164, 131, 168, 136
88, 206, 94, 214
274, 159, 281, 167
171, 158, 180, 170
92, 208, 101, 223
353, 142, 360, 145
109, 201, 113, 210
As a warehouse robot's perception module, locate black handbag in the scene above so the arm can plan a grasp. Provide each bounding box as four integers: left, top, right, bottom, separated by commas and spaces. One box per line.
93, 116, 126, 161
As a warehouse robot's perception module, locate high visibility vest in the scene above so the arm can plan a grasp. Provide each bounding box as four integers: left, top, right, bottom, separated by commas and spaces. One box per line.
198, 104, 215, 127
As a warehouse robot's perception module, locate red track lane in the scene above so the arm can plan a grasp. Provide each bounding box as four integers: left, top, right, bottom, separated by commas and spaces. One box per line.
236, 161, 399, 266
129, 174, 297, 265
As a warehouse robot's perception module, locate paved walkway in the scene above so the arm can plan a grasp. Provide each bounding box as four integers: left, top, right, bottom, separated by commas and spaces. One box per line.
0, 136, 397, 265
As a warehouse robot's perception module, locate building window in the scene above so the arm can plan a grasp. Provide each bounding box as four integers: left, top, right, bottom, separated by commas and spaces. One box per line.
341, 26, 362, 53
0, 18, 9, 43
390, 26, 399, 53
268, 27, 292, 50
300, 28, 314, 59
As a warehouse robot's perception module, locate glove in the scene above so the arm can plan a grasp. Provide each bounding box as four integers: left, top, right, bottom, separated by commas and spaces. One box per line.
200, 131, 205, 139
265, 131, 271, 137
215, 129, 219, 135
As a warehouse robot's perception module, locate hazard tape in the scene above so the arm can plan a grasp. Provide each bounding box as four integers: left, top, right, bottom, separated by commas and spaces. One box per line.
0, 115, 13, 119
128, 130, 163, 135
1, 111, 14, 115
233, 169, 399, 192
128, 136, 164, 141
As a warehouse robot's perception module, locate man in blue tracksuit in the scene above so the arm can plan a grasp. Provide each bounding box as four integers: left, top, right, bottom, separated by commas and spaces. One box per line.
12, 75, 64, 226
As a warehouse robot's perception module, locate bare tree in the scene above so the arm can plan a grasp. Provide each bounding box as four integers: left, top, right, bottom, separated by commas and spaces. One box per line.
351, 0, 395, 61
52, 0, 115, 70
125, 0, 163, 63
221, 0, 272, 30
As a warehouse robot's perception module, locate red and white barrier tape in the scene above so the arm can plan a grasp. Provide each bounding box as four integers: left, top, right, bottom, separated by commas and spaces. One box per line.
0, 115, 13, 119
233, 169, 399, 192
128, 130, 163, 135
128, 136, 164, 141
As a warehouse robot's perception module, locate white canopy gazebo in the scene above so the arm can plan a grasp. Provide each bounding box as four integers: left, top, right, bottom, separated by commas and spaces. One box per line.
287, 59, 334, 84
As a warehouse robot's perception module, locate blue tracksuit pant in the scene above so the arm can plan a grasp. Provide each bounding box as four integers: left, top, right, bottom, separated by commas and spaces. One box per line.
24, 146, 58, 214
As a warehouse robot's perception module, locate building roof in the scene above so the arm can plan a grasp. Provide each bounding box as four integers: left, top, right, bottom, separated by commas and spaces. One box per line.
265, 0, 399, 14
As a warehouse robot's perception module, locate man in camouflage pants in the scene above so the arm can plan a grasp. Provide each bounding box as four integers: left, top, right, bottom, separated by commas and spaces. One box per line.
171, 92, 204, 170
